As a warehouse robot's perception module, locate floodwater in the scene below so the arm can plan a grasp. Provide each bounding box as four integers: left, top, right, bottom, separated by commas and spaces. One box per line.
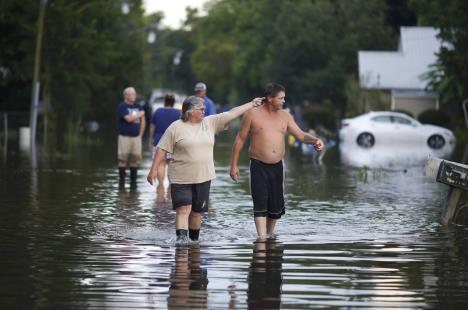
1, 132, 468, 309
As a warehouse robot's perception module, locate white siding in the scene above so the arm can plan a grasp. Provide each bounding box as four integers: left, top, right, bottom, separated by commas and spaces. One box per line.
359, 27, 442, 90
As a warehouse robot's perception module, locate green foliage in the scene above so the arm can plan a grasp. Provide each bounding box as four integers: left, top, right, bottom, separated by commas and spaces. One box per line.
0, 0, 37, 111
418, 109, 451, 128
146, 24, 196, 95
10, 0, 461, 144
43, 0, 146, 124
0, 0, 150, 147
187, 0, 395, 113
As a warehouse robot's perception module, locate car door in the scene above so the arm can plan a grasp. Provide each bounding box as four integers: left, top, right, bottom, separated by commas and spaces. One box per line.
369, 115, 394, 146
391, 115, 422, 147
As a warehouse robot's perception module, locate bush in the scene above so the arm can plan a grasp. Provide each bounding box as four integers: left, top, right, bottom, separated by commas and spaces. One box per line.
418, 109, 451, 128
302, 105, 337, 131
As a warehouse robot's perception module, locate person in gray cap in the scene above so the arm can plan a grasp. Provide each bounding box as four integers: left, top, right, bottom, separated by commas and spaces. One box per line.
194, 82, 216, 116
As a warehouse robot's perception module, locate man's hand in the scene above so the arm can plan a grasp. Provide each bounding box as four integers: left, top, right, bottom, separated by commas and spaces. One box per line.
230, 165, 240, 182
313, 139, 324, 151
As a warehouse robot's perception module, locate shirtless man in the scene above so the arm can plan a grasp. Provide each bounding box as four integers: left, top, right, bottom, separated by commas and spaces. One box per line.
230, 83, 323, 238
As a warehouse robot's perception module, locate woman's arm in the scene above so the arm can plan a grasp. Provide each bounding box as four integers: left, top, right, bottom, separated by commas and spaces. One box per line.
223, 98, 263, 123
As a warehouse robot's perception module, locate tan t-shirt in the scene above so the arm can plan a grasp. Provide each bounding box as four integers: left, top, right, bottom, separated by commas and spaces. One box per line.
157, 112, 231, 184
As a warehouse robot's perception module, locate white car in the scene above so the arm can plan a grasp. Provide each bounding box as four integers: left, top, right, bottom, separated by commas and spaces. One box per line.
148, 88, 185, 113
339, 111, 456, 167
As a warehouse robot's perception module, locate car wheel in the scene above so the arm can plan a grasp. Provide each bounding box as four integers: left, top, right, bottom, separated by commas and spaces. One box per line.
356, 132, 375, 148
427, 134, 445, 149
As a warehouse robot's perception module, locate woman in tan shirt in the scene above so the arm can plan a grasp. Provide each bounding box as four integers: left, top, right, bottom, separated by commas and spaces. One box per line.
147, 95, 263, 242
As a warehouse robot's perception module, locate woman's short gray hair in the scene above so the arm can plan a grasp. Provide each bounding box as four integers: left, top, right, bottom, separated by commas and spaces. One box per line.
181, 96, 204, 121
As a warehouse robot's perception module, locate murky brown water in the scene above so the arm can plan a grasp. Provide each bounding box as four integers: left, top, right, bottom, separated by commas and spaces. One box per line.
1, 132, 468, 309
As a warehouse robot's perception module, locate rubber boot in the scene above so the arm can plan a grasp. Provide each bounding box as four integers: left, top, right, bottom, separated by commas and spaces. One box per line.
130, 167, 137, 189
118, 167, 126, 187
189, 229, 200, 241
176, 229, 188, 243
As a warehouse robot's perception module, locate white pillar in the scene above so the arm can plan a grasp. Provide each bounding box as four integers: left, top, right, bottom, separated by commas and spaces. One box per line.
19, 127, 31, 150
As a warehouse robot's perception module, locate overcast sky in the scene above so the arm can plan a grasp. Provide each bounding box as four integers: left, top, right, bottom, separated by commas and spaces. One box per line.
143, 0, 208, 28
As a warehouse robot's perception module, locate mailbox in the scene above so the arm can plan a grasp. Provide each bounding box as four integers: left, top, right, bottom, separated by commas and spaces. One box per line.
436, 160, 468, 191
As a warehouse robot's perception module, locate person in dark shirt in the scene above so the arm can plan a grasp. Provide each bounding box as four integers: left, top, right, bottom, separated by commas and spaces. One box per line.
149, 93, 181, 189
117, 87, 145, 188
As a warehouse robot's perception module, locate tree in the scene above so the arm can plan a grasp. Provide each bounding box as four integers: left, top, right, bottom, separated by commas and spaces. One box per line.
0, 0, 37, 111
1, 0, 150, 147
188, 0, 394, 117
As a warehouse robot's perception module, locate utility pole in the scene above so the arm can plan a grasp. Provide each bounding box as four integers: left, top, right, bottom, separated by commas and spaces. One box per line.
29, 0, 47, 167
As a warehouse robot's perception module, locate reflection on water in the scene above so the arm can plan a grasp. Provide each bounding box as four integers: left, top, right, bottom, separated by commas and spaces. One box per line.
168, 245, 208, 309
248, 238, 283, 309
154, 184, 172, 209
1, 134, 468, 308
339, 143, 454, 169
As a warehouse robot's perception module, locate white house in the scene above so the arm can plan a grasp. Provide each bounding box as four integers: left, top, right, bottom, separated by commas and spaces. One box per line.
358, 27, 442, 116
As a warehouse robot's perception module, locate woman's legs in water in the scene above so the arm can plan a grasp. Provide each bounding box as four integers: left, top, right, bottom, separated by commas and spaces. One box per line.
175, 205, 202, 241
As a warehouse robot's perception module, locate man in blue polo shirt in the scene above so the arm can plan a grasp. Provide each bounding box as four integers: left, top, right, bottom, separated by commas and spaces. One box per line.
194, 82, 216, 116
117, 87, 145, 188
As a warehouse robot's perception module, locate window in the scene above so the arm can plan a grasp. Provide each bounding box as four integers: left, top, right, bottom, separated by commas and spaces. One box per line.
392, 116, 412, 125
371, 116, 392, 123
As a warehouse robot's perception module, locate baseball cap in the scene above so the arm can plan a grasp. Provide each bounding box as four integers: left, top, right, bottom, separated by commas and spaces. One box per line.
194, 82, 207, 92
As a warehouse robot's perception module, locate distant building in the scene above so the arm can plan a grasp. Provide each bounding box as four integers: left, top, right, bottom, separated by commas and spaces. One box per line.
358, 27, 443, 117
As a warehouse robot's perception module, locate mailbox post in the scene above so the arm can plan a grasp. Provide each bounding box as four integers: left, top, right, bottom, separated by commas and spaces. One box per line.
426, 157, 468, 225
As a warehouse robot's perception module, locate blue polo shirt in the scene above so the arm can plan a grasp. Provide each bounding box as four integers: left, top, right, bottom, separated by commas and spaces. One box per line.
118, 101, 144, 137
203, 96, 217, 116
151, 107, 181, 146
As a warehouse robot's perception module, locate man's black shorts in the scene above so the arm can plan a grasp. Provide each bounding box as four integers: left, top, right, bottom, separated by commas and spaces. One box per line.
170, 181, 211, 213
249, 158, 285, 219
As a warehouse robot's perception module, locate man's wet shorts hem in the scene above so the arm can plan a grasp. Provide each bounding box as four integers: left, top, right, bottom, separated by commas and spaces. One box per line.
170, 181, 211, 213
253, 209, 285, 219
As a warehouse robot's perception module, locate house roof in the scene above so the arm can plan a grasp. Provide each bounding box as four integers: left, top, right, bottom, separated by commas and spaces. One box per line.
358, 27, 442, 90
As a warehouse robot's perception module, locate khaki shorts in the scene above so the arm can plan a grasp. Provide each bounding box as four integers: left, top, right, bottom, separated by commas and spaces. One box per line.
118, 135, 142, 161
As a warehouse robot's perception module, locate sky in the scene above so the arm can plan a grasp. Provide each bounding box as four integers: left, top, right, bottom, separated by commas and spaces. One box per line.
143, 0, 209, 29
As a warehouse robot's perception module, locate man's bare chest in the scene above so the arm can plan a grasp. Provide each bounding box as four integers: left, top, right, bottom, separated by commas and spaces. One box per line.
251, 118, 288, 135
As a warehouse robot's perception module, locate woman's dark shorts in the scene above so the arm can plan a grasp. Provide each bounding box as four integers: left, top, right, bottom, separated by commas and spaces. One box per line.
249, 159, 285, 219
170, 180, 211, 213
